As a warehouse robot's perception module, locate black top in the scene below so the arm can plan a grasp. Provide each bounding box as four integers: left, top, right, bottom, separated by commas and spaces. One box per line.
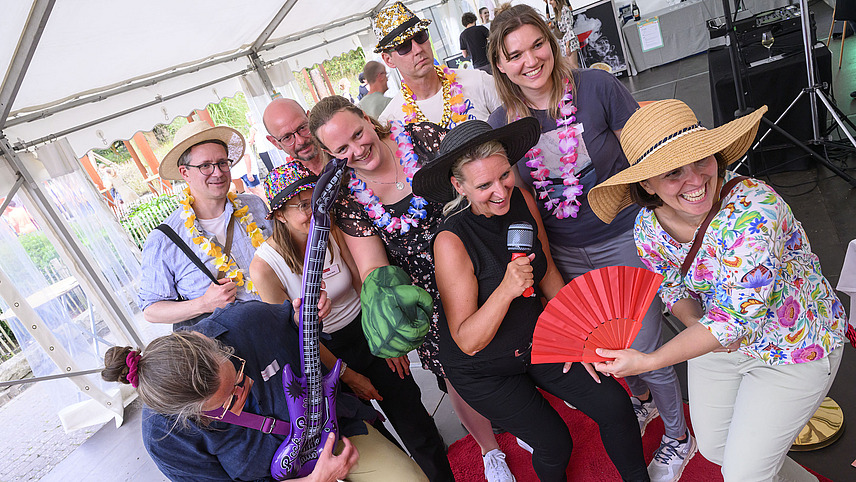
436, 188, 547, 366
459, 25, 490, 68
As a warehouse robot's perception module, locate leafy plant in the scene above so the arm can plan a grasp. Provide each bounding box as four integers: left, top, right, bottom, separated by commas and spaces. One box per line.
120, 194, 180, 248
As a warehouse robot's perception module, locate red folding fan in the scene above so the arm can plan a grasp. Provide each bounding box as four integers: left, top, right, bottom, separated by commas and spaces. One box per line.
531, 266, 664, 363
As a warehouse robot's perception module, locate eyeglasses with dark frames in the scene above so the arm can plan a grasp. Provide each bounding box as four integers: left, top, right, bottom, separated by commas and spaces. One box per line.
273, 123, 311, 146
389, 30, 429, 56
184, 160, 232, 176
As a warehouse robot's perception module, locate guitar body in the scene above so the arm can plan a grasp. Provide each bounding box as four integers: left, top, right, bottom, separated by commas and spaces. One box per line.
271, 158, 348, 480
271, 360, 341, 478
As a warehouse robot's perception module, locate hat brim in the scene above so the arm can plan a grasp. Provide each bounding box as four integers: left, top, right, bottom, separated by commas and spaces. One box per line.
588, 106, 767, 224
159, 126, 245, 181
374, 20, 432, 53
412, 117, 541, 203
265, 176, 318, 219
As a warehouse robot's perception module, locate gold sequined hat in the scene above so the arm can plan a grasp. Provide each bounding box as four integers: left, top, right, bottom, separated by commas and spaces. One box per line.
588, 99, 767, 224
373, 2, 432, 53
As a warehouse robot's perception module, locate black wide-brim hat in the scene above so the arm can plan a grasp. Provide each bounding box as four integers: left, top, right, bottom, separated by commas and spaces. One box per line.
412, 118, 541, 203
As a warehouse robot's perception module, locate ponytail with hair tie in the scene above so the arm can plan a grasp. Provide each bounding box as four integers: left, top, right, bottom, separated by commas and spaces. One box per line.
125, 350, 142, 388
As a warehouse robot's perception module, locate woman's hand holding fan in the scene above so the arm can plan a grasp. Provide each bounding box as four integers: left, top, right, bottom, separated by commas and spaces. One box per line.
531, 266, 663, 364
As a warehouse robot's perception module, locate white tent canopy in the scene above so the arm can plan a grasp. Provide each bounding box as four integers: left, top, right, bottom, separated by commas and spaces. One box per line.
0, 0, 464, 431
1, 0, 446, 155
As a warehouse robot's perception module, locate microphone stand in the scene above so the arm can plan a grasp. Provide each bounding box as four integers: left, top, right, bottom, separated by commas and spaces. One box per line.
721, 0, 856, 186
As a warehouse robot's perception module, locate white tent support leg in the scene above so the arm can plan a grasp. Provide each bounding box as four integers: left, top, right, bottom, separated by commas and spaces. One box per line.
0, 266, 127, 430
0, 136, 144, 349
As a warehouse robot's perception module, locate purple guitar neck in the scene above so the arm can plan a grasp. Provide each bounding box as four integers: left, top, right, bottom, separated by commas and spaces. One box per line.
271, 157, 347, 480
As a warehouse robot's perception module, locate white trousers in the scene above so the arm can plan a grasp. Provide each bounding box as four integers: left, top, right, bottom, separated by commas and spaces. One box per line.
687, 346, 843, 482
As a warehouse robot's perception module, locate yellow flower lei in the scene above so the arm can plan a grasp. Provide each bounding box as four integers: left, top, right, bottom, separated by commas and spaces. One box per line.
179, 188, 265, 294
401, 65, 468, 128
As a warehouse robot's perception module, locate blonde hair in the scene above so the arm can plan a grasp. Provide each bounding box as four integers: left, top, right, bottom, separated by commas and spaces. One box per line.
443, 140, 508, 216
488, 4, 576, 123
102, 333, 233, 427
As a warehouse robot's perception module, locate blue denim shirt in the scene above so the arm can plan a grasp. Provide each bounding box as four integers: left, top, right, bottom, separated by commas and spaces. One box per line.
142, 301, 375, 481
136, 194, 272, 312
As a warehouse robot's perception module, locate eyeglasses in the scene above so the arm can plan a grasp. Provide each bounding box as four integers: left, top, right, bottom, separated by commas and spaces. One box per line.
210, 354, 253, 420
389, 30, 429, 56
273, 123, 311, 147
184, 160, 231, 176
286, 200, 313, 214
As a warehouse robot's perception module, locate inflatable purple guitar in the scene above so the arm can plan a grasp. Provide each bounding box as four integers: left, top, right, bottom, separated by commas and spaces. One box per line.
271, 157, 347, 480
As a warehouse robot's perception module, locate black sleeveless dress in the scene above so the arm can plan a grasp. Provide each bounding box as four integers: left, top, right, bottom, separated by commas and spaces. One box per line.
435, 188, 547, 369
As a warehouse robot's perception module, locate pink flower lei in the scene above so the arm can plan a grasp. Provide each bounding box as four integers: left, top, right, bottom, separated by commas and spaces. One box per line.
524, 79, 582, 220
348, 121, 428, 235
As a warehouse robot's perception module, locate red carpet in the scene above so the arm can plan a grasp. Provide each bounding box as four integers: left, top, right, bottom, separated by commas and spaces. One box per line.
446, 387, 832, 481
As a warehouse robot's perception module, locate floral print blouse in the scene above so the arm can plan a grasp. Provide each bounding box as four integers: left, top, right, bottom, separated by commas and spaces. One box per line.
634, 172, 846, 365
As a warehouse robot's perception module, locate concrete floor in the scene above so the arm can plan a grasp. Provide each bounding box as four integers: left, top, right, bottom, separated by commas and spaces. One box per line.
21, 2, 856, 480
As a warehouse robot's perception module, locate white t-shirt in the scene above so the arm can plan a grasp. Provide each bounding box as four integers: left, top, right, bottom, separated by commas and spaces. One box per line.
197, 209, 230, 245
253, 238, 360, 334
378, 67, 501, 127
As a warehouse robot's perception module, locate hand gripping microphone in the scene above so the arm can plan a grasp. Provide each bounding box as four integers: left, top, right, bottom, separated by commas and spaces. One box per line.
507, 222, 536, 298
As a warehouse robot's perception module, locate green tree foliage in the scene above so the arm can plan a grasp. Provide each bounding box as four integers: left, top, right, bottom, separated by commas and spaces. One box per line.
207, 93, 252, 135
293, 47, 367, 107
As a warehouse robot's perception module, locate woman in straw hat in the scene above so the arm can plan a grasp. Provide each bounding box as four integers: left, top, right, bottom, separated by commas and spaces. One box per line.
248, 161, 450, 481
589, 100, 848, 481
412, 118, 648, 482
486, 5, 691, 479
309, 95, 513, 482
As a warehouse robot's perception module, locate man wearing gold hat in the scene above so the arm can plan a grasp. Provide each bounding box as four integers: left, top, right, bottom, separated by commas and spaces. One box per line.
374, 2, 500, 129
137, 121, 271, 328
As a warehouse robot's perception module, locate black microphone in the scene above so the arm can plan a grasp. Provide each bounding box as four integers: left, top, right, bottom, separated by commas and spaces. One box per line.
507, 222, 536, 298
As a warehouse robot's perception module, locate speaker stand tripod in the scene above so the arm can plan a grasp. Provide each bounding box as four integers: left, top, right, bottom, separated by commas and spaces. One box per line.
723, 0, 856, 186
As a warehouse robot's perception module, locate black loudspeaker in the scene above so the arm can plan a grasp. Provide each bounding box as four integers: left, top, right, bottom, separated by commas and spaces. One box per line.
734, 8, 816, 65
708, 44, 832, 173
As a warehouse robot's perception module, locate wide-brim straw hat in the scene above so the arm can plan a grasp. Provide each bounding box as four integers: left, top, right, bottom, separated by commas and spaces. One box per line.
373, 1, 432, 53
412, 118, 540, 203
159, 121, 245, 181
588, 99, 767, 223
263, 161, 318, 219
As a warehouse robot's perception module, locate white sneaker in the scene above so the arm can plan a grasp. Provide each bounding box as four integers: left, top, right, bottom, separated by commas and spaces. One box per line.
483, 449, 516, 482
648, 432, 697, 482
516, 437, 533, 454
631, 395, 660, 436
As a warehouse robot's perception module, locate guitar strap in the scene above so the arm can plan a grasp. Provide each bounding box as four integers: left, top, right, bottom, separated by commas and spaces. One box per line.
680, 176, 748, 278
202, 408, 291, 436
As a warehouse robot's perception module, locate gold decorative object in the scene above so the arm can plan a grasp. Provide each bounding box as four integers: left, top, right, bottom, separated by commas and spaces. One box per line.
791, 397, 844, 451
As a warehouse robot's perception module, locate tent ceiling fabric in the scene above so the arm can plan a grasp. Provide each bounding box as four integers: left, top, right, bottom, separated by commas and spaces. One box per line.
2, 0, 398, 156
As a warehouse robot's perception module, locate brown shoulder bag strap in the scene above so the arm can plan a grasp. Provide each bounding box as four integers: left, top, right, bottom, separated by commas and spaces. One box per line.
680, 176, 748, 278
215, 216, 237, 280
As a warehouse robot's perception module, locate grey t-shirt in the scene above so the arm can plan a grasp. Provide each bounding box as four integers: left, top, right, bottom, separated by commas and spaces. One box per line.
488, 68, 639, 247
359, 92, 392, 120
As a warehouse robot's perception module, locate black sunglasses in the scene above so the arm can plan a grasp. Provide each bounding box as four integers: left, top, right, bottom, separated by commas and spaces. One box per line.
390, 30, 429, 56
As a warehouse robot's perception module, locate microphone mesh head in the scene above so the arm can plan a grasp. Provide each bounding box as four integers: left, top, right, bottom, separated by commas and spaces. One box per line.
507, 222, 534, 252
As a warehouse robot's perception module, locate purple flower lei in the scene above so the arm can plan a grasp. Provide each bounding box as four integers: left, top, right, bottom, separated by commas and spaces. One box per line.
524, 79, 583, 220
348, 121, 428, 235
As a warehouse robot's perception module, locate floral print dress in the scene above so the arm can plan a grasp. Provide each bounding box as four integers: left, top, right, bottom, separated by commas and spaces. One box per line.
634, 172, 846, 365
334, 121, 447, 377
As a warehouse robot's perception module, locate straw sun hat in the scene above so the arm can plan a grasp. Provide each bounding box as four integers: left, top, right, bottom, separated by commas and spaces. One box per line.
158, 121, 245, 181
588, 99, 767, 224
